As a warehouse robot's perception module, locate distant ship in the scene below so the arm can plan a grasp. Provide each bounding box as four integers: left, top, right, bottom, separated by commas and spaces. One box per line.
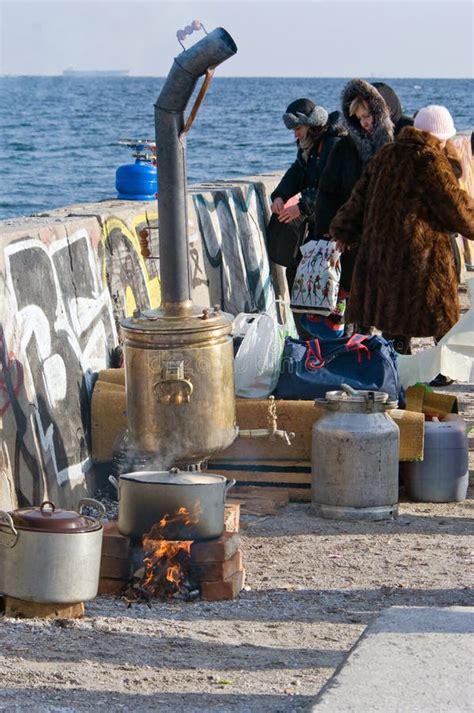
62, 69, 129, 77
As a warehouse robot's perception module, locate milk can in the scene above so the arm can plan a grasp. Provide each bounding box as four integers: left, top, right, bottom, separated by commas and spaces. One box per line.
312, 386, 400, 520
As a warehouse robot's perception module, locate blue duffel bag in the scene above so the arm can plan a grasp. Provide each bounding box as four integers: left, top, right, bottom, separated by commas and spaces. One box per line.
274, 333, 404, 403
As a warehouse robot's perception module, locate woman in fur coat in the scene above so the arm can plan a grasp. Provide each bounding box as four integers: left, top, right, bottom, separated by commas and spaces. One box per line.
329, 106, 474, 341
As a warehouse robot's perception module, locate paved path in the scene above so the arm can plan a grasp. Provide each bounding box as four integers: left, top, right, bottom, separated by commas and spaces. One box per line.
310, 605, 474, 712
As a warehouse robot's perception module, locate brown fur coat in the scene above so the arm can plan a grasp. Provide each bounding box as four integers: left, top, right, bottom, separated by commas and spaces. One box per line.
330, 127, 474, 338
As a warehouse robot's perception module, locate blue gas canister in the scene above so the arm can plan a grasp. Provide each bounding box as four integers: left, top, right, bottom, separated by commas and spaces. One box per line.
116, 139, 158, 200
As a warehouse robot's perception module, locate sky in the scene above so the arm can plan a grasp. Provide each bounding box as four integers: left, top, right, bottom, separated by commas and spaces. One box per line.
0, 0, 473, 78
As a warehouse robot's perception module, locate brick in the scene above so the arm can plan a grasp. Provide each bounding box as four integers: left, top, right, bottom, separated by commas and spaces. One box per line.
224, 502, 240, 533
99, 555, 133, 580
200, 569, 245, 601
191, 550, 243, 582
98, 578, 128, 596
101, 521, 131, 559
191, 532, 240, 564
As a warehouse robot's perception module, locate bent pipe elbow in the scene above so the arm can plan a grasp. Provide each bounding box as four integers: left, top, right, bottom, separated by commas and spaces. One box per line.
154, 28, 237, 114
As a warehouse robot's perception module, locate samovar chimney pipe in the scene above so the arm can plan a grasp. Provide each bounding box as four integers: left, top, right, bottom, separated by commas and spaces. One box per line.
154, 28, 237, 314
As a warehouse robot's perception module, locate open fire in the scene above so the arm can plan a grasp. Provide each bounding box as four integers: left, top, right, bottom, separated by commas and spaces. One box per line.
125, 507, 199, 603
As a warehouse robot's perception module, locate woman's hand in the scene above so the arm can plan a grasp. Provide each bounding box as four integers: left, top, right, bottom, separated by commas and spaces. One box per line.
278, 203, 301, 223
271, 197, 285, 214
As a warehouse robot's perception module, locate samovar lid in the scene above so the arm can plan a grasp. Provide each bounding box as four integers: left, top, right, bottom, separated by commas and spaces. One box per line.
120, 304, 232, 336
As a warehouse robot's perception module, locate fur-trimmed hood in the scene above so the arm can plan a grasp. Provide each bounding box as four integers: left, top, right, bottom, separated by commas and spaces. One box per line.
341, 78, 394, 163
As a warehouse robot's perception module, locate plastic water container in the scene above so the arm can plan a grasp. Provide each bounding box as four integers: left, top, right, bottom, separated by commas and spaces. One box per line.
404, 416, 469, 502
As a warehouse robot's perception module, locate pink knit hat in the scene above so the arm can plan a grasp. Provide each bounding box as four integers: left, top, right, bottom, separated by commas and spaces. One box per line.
414, 105, 456, 140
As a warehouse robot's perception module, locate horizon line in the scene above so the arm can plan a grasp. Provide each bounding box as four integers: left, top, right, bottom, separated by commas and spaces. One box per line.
1, 73, 473, 80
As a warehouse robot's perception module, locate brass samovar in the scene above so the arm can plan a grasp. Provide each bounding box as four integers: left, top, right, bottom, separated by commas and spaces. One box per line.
120, 27, 238, 467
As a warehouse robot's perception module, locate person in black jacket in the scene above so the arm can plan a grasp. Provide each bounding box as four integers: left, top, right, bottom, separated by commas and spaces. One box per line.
269, 98, 344, 336
314, 80, 395, 271
271, 99, 343, 231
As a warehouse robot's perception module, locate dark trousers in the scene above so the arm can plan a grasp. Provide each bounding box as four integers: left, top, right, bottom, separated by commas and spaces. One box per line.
382, 333, 412, 355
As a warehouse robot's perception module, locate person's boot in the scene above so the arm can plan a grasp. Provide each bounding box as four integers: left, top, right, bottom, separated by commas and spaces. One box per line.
429, 374, 455, 387
383, 333, 412, 355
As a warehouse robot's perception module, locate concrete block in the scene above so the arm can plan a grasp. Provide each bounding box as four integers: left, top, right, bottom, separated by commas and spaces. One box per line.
310, 606, 474, 712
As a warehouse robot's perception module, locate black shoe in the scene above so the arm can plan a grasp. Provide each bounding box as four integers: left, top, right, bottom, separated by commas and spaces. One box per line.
429, 373, 455, 387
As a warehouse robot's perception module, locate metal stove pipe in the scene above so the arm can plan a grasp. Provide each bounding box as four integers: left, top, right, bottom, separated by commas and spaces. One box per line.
154, 28, 237, 314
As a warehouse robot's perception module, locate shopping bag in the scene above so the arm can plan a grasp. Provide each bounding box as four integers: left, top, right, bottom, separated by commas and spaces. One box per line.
266, 213, 308, 268
290, 239, 341, 314
234, 301, 297, 398
274, 333, 403, 403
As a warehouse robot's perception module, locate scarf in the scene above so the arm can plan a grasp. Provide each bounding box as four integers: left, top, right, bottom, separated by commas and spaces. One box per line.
298, 133, 314, 162
347, 119, 394, 165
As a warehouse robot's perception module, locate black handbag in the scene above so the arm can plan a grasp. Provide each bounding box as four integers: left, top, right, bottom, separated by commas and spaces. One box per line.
266, 213, 308, 268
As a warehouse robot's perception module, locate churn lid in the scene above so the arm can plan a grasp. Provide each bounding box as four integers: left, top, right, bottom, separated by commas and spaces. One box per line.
10, 500, 102, 533
325, 389, 390, 403
323, 384, 398, 409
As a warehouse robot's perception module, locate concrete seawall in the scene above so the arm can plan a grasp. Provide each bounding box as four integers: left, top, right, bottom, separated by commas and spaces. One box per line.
0, 132, 472, 509
0, 172, 285, 509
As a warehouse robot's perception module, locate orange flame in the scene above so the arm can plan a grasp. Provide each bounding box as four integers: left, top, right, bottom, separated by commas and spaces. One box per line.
140, 506, 199, 599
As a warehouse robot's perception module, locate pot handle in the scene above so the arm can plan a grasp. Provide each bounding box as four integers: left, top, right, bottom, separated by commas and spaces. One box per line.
225, 479, 236, 494
0, 510, 19, 548
78, 498, 107, 522
108, 475, 120, 500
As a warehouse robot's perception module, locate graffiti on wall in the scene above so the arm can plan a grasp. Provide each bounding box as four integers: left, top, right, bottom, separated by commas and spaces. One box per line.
100, 214, 161, 323
2, 229, 117, 502
192, 181, 275, 314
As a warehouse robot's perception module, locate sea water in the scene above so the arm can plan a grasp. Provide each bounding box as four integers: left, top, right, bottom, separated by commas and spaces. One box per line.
0, 76, 472, 220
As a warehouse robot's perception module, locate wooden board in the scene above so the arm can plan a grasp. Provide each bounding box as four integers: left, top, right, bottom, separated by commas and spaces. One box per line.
4, 597, 85, 619
214, 399, 324, 462
209, 456, 312, 503
208, 467, 311, 485
91, 382, 127, 462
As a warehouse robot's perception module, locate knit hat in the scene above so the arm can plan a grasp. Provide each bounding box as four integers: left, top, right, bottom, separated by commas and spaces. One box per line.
414, 105, 456, 140
282, 98, 329, 130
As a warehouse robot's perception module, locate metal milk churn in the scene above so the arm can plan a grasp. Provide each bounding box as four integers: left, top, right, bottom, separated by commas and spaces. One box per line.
311, 385, 400, 520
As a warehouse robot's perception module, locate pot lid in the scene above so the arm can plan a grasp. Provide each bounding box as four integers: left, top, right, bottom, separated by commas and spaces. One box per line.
10, 500, 100, 533
119, 470, 226, 486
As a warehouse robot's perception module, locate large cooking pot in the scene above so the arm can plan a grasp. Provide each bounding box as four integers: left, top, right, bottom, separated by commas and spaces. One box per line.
0, 498, 105, 603
109, 469, 235, 541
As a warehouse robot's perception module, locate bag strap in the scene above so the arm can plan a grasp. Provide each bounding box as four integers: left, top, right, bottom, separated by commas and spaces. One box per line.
346, 333, 372, 363
305, 339, 325, 371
